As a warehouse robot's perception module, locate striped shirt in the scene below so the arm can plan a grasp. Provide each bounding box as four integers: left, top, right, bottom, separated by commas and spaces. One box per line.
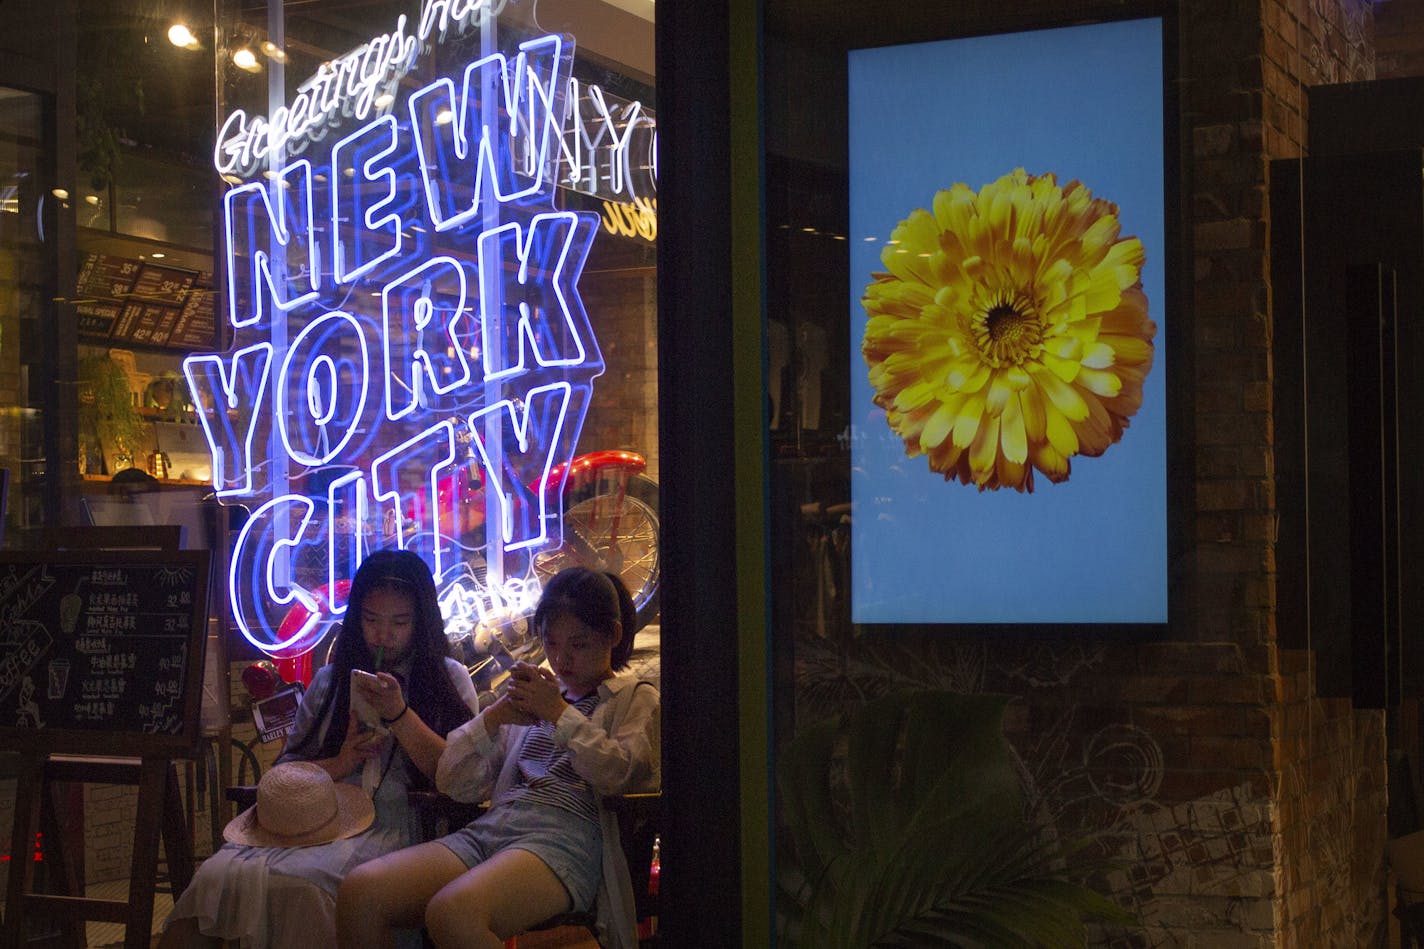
508, 690, 602, 823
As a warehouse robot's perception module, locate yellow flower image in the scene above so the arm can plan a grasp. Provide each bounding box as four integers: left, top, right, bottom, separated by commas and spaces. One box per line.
861, 169, 1156, 492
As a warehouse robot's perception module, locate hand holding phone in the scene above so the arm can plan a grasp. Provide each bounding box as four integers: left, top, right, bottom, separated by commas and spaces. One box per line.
350, 669, 385, 731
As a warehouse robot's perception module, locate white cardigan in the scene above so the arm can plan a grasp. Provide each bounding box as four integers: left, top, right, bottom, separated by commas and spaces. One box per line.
436, 671, 661, 949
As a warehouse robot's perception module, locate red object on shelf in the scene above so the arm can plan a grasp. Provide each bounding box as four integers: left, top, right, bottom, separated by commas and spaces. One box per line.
273, 653, 312, 688
240, 660, 282, 699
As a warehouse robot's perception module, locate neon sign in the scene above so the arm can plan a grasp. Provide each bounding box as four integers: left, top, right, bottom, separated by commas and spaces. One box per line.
214, 0, 513, 177
559, 79, 657, 204
214, 0, 658, 213
600, 197, 656, 243
191, 12, 606, 658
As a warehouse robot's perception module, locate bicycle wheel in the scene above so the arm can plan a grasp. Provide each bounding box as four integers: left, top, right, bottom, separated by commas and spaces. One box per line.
536, 473, 660, 630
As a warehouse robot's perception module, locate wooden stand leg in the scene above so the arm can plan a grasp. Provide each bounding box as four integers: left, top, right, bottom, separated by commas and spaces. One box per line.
162, 762, 195, 895
39, 779, 87, 949
123, 758, 168, 949
3, 752, 43, 949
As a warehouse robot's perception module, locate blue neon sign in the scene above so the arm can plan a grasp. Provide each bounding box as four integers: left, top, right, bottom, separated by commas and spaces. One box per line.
189, 23, 602, 658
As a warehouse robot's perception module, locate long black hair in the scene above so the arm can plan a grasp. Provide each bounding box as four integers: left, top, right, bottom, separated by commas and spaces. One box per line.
532, 567, 638, 670
282, 549, 473, 784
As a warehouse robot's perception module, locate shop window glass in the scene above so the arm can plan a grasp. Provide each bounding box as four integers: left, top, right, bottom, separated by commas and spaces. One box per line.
0, 87, 48, 542
203, 0, 661, 680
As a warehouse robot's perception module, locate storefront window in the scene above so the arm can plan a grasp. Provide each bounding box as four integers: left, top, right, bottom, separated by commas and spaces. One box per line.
0, 87, 49, 541
0, 4, 665, 934
195, 0, 658, 684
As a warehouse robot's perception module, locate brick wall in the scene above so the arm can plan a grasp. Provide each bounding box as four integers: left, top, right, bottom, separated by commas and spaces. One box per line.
1260, 0, 1381, 944
578, 234, 660, 481
783, 0, 1392, 945
1373, 0, 1424, 78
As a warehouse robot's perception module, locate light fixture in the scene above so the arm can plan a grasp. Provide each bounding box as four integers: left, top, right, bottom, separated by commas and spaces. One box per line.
51, 188, 69, 200
375, 92, 395, 109
84, 194, 100, 206
168, 23, 200, 50
151, 252, 166, 259
233, 47, 261, 72
259, 40, 288, 63
435, 108, 454, 126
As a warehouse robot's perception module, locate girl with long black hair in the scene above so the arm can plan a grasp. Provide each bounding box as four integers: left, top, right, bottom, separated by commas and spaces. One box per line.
161, 549, 479, 949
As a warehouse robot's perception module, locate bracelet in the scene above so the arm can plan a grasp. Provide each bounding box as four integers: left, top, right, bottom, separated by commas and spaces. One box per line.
381, 704, 409, 726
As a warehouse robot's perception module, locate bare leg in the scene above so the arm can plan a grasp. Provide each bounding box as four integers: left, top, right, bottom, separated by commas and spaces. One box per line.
155, 916, 222, 949
424, 847, 571, 949
337, 841, 469, 949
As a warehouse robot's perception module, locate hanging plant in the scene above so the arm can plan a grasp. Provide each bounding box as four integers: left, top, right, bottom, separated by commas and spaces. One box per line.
78, 354, 147, 470
75, 15, 148, 192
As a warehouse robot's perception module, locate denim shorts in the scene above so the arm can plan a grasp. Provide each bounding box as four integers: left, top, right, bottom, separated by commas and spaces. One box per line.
436, 798, 603, 912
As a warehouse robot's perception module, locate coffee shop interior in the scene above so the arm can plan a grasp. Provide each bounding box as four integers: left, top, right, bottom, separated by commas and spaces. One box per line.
1, 0, 660, 945
7, 0, 1424, 947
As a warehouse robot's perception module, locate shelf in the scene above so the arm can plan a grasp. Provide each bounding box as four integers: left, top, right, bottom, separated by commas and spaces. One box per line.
81, 473, 210, 488
137, 406, 197, 422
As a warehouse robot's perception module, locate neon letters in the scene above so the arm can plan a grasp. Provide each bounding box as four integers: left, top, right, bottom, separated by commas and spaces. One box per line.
214, 0, 658, 209
192, 20, 604, 657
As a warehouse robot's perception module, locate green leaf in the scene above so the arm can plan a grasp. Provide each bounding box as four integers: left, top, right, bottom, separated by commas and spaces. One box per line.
778, 689, 1136, 949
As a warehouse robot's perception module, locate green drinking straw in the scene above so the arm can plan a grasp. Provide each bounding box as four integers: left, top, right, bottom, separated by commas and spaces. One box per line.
375, 646, 384, 670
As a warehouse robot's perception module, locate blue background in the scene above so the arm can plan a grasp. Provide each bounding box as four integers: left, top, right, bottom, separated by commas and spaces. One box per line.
848, 17, 1167, 624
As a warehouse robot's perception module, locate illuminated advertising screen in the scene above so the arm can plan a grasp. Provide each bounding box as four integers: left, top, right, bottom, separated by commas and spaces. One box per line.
848, 16, 1170, 627
187, 0, 656, 660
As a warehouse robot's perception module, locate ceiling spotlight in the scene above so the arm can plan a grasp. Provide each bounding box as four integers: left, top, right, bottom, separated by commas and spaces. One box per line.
435, 108, 454, 126
51, 188, 69, 200
259, 40, 288, 63
150, 252, 166, 259
168, 23, 200, 50
374, 92, 395, 109
84, 194, 100, 206
233, 47, 261, 72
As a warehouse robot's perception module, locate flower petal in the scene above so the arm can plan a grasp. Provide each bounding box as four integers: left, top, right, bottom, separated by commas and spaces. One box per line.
952, 392, 986, 448
1034, 366, 1090, 419
1045, 404, 1079, 456
1000, 393, 1028, 464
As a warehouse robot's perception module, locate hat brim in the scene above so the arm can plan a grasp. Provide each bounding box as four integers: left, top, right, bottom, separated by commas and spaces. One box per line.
223, 781, 375, 848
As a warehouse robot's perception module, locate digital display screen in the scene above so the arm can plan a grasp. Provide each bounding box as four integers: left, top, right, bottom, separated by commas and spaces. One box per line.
848, 16, 1169, 626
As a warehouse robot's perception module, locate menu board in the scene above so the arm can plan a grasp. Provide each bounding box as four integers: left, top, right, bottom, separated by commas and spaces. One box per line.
77, 252, 142, 299
76, 252, 213, 352
168, 271, 216, 350
125, 303, 182, 347
0, 550, 210, 756
76, 300, 124, 338
130, 263, 197, 306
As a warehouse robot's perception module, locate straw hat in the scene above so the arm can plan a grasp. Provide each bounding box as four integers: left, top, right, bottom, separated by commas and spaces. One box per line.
224, 761, 374, 848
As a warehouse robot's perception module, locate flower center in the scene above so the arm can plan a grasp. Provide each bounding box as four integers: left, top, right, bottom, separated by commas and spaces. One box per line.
972, 290, 1042, 367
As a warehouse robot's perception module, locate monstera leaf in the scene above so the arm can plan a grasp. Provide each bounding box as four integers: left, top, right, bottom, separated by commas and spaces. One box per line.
778, 690, 1131, 948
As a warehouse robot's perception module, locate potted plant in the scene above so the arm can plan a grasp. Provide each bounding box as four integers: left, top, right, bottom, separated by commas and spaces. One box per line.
78, 353, 147, 473
777, 689, 1133, 948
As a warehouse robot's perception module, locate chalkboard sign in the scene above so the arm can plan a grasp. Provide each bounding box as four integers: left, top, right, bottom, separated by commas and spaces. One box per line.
0, 550, 210, 756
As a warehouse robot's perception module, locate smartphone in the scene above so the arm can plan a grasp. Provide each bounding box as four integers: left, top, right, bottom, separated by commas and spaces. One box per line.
350, 669, 384, 730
